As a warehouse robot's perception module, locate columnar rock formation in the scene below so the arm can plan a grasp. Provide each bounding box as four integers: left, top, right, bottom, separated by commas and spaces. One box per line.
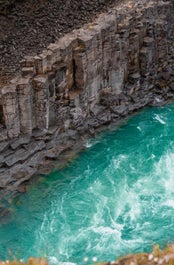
0, 0, 173, 196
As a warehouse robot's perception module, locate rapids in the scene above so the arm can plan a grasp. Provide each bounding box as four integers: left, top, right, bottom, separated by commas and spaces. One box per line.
1, 103, 174, 264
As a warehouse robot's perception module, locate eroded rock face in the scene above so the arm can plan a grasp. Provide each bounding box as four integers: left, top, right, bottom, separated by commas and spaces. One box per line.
0, 0, 173, 198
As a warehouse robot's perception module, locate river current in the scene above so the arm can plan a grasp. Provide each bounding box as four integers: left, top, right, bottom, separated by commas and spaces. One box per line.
1, 103, 174, 264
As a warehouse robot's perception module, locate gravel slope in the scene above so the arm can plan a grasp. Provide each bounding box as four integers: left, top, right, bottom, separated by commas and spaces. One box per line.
0, 0, 116, 87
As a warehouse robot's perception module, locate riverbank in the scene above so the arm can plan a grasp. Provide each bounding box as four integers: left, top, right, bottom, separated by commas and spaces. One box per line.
0, 0, 173, 201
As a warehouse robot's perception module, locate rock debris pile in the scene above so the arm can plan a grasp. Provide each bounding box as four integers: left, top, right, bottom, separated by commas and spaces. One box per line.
0, 0, 116, 87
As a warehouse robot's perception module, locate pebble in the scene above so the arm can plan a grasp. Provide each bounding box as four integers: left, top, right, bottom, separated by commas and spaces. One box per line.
148, 254, 153, 261
154, 257, 158, 262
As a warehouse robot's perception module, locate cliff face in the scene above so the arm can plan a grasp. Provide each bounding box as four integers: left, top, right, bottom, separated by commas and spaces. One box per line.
0, 0, 173, 197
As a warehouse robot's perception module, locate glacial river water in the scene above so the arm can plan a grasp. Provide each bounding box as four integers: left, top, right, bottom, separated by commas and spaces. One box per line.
1, 103, 174, 264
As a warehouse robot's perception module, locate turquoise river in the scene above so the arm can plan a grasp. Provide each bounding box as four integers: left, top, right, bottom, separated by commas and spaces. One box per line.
1, 103, 174, 264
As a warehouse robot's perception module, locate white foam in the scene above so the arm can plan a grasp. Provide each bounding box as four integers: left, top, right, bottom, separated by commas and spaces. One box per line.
163, 200, 174, 208
57, 262, 76, 265
48, 256, 59, 265
112, 155, 128, 169
52, 261, 76, 265
33, 135, 174, 265
85, 140, 100, 148
92, 226, 122, 236
155, 151, 174, 193
85, 141, 93, 148
154, 114, 166, 124
155, 97, 163, 103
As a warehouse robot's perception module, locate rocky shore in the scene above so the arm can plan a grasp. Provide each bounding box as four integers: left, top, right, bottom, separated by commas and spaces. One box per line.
0, 0, 173, 202
1, 244, 174, 265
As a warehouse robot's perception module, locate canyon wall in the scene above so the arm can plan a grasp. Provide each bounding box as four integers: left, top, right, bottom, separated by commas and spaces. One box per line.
0, 0, 173, 197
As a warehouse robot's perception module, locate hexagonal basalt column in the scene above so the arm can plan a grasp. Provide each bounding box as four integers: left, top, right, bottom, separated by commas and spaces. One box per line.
16, 77, 33, 135
1, 84, 20, 138
32, 75, 50, 130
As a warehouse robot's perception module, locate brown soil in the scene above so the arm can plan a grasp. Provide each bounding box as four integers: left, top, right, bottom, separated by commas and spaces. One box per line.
0, 0, 117, 88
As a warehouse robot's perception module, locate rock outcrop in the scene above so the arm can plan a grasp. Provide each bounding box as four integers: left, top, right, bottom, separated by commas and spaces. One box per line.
0, 0, 173, 199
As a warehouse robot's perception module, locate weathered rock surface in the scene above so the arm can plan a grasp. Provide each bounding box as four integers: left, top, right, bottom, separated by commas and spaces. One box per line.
0, 0, 173, 200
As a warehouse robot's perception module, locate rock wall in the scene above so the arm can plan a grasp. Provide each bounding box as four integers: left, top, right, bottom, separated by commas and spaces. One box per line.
0, 0, 173, 197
